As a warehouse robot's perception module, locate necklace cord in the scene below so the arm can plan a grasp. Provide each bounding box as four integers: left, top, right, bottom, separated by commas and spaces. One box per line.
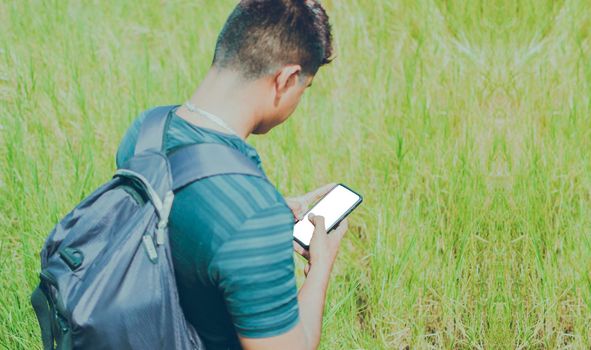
184, 102, 239, 137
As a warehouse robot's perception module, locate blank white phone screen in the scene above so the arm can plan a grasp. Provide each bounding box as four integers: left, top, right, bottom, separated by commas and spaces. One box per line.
293, 184, 360, 247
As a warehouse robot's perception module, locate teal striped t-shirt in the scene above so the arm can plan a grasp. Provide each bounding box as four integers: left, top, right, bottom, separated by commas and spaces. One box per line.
115, 106, 300, 350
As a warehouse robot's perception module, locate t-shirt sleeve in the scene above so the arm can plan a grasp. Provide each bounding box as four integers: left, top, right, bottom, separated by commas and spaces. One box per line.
208, 202, 300, 338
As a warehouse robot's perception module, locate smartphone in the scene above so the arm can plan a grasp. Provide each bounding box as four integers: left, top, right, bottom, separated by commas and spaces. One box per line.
293, 183, 363, 249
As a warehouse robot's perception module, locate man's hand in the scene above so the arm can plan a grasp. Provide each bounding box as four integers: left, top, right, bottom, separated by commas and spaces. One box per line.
285, 183, 337, 261
285, 183, 337, 221
304, 213, 348, 277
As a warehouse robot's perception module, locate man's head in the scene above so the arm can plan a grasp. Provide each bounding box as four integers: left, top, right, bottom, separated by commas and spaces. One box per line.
211, 0, 333, 134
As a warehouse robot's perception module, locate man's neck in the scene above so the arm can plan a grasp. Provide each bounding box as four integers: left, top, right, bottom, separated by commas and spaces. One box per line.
176, 68, 262, 141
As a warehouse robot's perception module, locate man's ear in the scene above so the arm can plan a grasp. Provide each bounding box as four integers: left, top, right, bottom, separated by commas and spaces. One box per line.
274, 64, 301, 105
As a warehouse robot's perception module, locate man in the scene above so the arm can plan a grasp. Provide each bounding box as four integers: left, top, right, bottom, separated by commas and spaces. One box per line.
116, 1, 349, 349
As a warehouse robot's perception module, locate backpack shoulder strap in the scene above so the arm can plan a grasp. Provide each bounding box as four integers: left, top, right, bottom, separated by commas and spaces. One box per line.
134, 105, 179, 156
168, 143, 266, 192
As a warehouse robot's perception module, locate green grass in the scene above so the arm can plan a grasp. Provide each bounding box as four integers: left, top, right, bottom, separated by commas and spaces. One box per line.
1, 0, 591, 348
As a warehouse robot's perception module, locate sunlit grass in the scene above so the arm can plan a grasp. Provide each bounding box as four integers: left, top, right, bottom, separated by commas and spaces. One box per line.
1, 0, 590, 348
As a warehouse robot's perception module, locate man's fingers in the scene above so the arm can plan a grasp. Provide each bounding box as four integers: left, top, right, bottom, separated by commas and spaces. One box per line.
308, 213, 325, 230
293, 241, 310, 260
293, 241, 305, 255
308, 214, 327, 247
285, 198, 304, 221
332, 218, 349, 241
304, 183, 337, 206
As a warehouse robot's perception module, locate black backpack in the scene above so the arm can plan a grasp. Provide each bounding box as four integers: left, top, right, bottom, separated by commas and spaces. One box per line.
30, 105, 265, 349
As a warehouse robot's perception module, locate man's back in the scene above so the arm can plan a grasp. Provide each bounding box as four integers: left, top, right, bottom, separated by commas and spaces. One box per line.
115, 106, 300, 349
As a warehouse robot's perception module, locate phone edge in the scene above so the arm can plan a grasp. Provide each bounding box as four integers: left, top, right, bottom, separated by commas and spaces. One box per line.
292, 183, 363, 249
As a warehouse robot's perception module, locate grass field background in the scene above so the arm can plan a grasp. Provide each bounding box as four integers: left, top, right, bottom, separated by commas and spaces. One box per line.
1, 0, 591, 348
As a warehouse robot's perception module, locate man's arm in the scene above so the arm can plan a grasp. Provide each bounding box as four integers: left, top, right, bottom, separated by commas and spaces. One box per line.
239, 214, 349, 350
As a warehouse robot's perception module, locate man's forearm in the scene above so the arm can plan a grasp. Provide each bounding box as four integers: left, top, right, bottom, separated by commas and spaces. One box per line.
296, 264, 332, 350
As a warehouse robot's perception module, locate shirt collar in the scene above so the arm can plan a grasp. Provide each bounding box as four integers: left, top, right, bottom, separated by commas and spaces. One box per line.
171, 106, 264, 172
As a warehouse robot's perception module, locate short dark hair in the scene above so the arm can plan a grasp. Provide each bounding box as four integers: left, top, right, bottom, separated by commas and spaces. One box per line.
212, 0, 333, 80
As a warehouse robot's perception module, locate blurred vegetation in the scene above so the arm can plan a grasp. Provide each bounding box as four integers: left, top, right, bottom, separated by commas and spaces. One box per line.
1, 0, 590, 348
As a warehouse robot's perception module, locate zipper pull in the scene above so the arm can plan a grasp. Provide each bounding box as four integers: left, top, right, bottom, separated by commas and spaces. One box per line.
156, 191, 175, 245
143, 235, 158, 263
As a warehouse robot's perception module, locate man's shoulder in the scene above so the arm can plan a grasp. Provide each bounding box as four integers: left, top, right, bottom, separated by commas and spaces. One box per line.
171, 172, 294, 258
115, 106, 168, 167
117, 106, 292, 222
168, 173, 291, 237
176, 172, 290, 216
